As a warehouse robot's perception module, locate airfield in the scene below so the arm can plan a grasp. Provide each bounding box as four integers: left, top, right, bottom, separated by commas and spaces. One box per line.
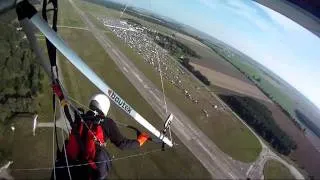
0, 0, 308, 179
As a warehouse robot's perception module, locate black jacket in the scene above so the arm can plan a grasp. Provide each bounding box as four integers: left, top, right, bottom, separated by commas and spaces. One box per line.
82, 111, 140, 149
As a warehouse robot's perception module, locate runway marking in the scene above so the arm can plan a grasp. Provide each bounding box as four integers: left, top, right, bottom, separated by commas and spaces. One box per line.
111, 48, 129, 66
103, 23, 136, 32
187, 123, 200, 137
133, 72, 143, 83
111, 49, 130, 68
111, 48, 120, 58
198, 141, 216, 161
120, 59, 130, 68
149, 90, 161, 102
57, 25, 89, 31
123, 67, 129, 73
246, 164, 253, 176
174, 118, 191, 140
143, 84, 149, 89
228, 172, 235, 179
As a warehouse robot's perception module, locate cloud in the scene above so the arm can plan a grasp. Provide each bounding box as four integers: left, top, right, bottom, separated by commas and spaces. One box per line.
226, 0, 256, 13
254, 3, 303, 32
212, 0, 277, 32
197, 0, 219, 10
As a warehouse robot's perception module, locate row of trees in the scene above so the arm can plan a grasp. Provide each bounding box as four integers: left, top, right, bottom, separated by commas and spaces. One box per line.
220, 95, 297, 155
124, 18, 209, 86
180, 58, 210, 86
0, 21, 43, 123
148, 31, 201, 59
208, 45, 305, 133
125, 18, 201, 59
295, 110, 320, 138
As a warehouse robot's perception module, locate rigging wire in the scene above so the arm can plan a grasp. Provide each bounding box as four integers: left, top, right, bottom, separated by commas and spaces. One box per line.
120, 0, 132, 18
52, 98, 57, 180
58, 89, 104, 146
117, 0, 173, 142
148, 0, 172, 143
168, 125, 173, 144
60, 127, 72, 180
12, 144, 182, 172
156, 51, 168, 114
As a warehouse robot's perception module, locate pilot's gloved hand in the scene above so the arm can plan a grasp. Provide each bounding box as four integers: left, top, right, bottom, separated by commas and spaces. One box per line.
137, 132, 149, 146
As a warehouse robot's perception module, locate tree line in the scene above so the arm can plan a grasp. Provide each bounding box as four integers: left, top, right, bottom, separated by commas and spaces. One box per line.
124, 18, 209, 86
148, 31, 201, 59
180, 57, 210, 86
295, 110, 320, 138
220, 95, 297, 155
124, 18, 201, 59
206, 44, 305, 133
0, 21, 43, 124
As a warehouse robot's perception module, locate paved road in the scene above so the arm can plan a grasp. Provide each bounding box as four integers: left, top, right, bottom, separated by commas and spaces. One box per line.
68, 0, 248, 178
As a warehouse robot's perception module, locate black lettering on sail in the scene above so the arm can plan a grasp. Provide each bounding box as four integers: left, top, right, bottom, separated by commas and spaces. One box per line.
110, 91, 116, 99
109, 91, 133, 114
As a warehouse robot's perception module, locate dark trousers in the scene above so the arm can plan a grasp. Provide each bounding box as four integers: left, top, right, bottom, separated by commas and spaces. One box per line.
51, 147, 112, 180
95, 147, 112, 179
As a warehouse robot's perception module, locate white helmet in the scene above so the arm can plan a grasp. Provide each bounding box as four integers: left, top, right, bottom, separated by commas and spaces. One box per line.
89, 94, 110, 116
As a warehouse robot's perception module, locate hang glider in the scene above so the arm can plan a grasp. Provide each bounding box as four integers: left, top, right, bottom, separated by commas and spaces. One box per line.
15, 0, 174, 147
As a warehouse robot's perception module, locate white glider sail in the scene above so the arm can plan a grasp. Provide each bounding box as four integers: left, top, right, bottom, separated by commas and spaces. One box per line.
20, 10, 173, 147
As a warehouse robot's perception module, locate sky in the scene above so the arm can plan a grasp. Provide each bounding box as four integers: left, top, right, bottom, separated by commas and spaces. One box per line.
112, 0, 320, 110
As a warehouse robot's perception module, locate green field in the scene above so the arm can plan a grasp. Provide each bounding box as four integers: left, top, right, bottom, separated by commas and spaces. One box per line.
2, 71, 70, 180
58, 0, 85, 27
57, 27, 211, 178
76, 0, 262, 162
76, 1, 176, 37
8, 0, 211, 178
209, 45, 296, 119
10, 74, 58, 179
104, 29, 261, 162
57, 0, 211, 178
0, 9, 60, 179
263, 160, 294, 179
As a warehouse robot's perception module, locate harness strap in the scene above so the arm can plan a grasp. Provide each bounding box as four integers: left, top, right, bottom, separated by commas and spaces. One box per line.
66, 116, 105, 170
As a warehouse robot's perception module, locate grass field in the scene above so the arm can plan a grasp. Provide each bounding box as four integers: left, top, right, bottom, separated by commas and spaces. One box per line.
9, 73, 58, 179
57, 25, 211, 178
105, 31, 261, 162
75, 0, 262, 162
78, 1, 176, 37
210, 46, 297, 119
263, 160, 294, 179
174, 34, 253, 84
56, 1, 212, 178
58, 0, 85, 27
11, 118, 54, 179
0, 8, 65, 178
0, 0, 211, 178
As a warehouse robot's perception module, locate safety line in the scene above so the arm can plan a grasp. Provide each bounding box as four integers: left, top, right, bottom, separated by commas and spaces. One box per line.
156, 51, 168, 114
52, 99, 57, 180
60, 127, 72, 180
12, 145, 182, 172
120, 0, 131, 18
